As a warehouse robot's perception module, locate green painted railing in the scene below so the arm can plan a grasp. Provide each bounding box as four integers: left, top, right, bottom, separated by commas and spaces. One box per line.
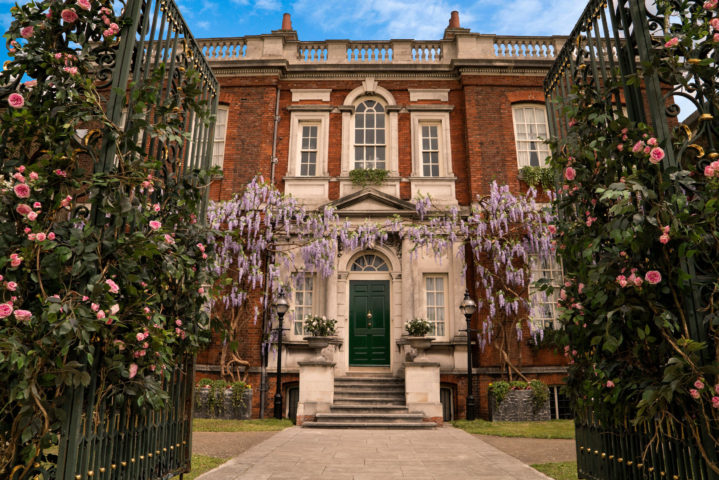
55, 358, 195, 480
575, 416, 715, 480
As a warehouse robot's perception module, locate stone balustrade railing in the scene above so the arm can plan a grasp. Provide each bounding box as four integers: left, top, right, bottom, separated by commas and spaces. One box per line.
197, 34, 567, 65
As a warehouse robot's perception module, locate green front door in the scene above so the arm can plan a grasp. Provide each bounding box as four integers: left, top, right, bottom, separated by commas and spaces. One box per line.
349, 280, 390, 365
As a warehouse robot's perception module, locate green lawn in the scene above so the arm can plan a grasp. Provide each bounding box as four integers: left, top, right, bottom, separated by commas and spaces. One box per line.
192, 418, 293, 432
184, 454, 229, 480
451, 419, 575, 439
531, 462, 579, 480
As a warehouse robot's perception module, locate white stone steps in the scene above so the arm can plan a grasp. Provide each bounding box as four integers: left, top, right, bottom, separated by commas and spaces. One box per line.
329, 405, 410, 414
302, 421, 436, 429
316, 413, 424, 423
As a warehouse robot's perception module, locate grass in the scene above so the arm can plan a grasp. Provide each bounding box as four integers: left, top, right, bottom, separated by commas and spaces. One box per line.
451, 419, 575, 439
531, 461, 579, 480
192, 418, 293, 432
184, 454, 229, 480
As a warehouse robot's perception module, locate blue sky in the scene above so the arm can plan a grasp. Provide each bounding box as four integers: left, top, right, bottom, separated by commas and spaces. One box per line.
1, 0, 586, 66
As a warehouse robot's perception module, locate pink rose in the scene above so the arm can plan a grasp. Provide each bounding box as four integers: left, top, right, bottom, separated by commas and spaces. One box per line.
63, 66, 78, 75
114, 339, 125, 350
153, 203, 161, 212
705, 165, 716, 178
578, 283, 584, 294
136, 332, 144, 342
714, 33, 719, 43
0, 303, 13, 318
149, 220, 161, 230
664, 37, 679, 48
20, 26, 34, 38
649, 147, 665, 164
82, 296, 89, 301
164, 234, 175, 245
695, 379, 705, 390
77, 0, 91, 10
27, 234, 36, 241
105, 278, 120, 294
645, 270, 662, 285
129, 363, 138, 379
110, 304, 119, 314
96, 310, 106, 319
633, 276, 643, 287
712, 397, 719, 409
13, 184, 30, 198
716, 384, 719, 394
564, 167, 576, 181
690, 388, 700, 399
27, 211, 38, 221
143, 307, 151, 314
616, 275, 627, 288
61, 9, 78, 23
617, 144, 624, 151
35, 232, 46, 242
647, 137, 657, 146
198, 287, 205, 294
91, 303, 100, 312
13, 173, 25, 183
547, 225, 557, 235
632, 141, 644, 153
48, 232, 55, 241
61, 195, 73, 208
705, 0, 718, 9
8, 93, 25, 109
33, 202, 41, 209
10, 254, 22, 268
606, 380, 615, 388
13, 309, 32, 321
16, 204, 32, 216
659, 234, 670, 244
6, 282, 17, 292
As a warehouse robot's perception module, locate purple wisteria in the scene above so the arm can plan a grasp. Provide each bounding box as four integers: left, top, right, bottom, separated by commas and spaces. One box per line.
207, 177, 555, 379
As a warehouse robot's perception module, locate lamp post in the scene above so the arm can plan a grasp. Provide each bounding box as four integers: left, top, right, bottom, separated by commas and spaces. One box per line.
273, 289, 290, 419
460, 289, 478, 420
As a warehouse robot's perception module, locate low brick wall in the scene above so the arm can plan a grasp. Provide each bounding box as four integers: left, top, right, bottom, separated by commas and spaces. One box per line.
489, 389, 550, 421
194, 388, 253, 420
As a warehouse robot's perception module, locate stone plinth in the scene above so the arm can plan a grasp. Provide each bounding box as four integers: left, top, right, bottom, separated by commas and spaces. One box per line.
296, 360, 335, 425
489, 389, 550, 421
404, 361, 443, 425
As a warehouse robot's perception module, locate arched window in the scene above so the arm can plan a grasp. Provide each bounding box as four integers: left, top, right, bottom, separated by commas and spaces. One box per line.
354, 100, 386, 170
512, 104, 550, 168
351, 254, 389, 272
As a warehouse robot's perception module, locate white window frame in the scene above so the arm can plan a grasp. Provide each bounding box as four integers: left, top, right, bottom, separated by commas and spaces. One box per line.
352, 97, 387, 171
410, 112, 452, 177
287, 112, 329, 177
528, 255, 564, 330
511, 104, 551, 168
298, 123, 320, 177
292, 273, 315, 336
212, 105, 229, 169
424, 274, 448, 337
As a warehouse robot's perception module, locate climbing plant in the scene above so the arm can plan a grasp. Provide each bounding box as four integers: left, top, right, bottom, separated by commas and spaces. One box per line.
0, 0, 218, 476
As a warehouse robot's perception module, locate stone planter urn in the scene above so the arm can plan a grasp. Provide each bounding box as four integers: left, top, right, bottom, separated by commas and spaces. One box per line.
405, 336, 433, 362
304, 336, 334, 361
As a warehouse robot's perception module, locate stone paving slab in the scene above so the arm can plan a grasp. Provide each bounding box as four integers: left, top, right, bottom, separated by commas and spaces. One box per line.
196, 426, 553, 480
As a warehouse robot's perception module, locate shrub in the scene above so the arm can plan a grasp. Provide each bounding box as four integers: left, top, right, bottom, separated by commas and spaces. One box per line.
405, 318, 433, 336
303, 315, 337, 336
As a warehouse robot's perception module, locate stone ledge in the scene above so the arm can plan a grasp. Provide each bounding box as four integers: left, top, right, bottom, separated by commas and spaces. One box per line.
298, 360, 336, 367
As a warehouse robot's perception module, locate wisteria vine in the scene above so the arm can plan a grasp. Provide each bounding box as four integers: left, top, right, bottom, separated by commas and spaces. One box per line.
207, 177, 555, 378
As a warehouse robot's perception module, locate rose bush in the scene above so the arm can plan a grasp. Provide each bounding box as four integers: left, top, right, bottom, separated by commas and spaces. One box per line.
0, 0, 217, 476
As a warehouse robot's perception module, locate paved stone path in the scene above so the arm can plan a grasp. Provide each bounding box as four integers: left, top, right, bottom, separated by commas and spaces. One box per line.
197, 426, 553, 480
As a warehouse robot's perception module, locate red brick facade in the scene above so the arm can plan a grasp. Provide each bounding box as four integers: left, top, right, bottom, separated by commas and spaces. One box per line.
198, 16, 569, 420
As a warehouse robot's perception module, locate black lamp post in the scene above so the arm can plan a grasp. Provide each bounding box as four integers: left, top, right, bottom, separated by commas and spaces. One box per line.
273, 289, 289, 419
460, 289, 478, 420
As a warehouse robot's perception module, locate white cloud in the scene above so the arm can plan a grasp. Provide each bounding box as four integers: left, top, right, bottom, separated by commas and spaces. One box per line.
230, 0, 281, 10
293, 0, 469, 40
476, 0, 586, 36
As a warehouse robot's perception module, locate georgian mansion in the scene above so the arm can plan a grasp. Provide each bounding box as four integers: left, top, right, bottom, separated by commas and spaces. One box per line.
196, 11, 571, 424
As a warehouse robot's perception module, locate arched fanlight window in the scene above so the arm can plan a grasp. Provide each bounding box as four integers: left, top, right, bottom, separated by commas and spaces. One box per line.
354, 100, 386, 170
351, 254, 389, 272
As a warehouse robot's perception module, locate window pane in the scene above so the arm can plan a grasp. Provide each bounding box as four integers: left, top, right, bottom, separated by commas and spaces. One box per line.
375, 103, 384, 113
376, 115, 385, 128
357, 103, 366, 113
366, 130, 374, 144
376, 146, 385, 160
355, 113, 364, 128
376, 130, 385, 144
355, 129, 364, 144
366, 114, 374, 128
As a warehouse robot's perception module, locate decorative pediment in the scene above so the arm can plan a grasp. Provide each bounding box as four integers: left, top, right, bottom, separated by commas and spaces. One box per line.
325, 188, 416, 216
